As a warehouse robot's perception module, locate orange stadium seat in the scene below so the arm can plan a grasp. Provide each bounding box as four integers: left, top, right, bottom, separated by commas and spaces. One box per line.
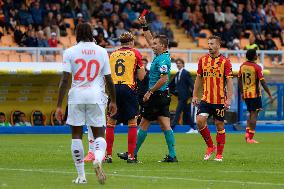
170, 52, 188, 62
0, 54, 9, 62
200, 29, 212, 37
20, 53, 32, 62
273, 38, 282, 49
60, 36, 71, 47
44, 54, 55, 62
69, 36, 76, 45
276, 5, 284, 14
228, 55, 245, 63
55, 54, 63, 62
0, 50, 11, 55
8, 54, 20, 62
66, 28, 73, 36
264, 57, 273, 67
245, 30, 253, 37
64, 18, 75, 29
240, 38, 249, 49
1, 35, 14, 46
197, 37, 208, 49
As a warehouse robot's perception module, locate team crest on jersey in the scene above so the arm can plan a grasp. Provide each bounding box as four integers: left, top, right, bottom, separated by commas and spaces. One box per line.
159, 65, 168, 73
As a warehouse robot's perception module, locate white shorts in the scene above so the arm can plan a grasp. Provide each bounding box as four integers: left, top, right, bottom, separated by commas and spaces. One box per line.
66, 104, 106, 127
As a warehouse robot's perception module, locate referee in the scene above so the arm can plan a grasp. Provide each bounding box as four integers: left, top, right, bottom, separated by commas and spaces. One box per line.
133, 16, 178, 162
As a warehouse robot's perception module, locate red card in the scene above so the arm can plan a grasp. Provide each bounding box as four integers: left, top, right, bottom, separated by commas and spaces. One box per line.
140, 9, 149, 18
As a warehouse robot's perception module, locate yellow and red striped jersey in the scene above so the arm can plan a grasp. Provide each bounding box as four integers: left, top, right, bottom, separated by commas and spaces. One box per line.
197, 54, 233, 104
238, 61, 264, 99
110, 47, 143, 88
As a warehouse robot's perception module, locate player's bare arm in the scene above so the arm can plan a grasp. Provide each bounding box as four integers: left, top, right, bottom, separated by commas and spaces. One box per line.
192, 75, 202, 106
143, 74, 168, 102
138, 16, 153, 47
56, 71, 70, 123
238, 75, 244, 98
105, 74, 117, 116
137, 67, 146, 81
261, 79, 274, 104
225, 77, 233, 109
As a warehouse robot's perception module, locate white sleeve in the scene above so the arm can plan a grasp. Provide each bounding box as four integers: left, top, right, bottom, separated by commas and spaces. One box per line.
62, 50, 72, 73
101, 49, 111, 75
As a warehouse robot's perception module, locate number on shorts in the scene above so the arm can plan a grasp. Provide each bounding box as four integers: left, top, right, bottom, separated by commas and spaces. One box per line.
216, 109, 225, 117
74, 59, 100, 81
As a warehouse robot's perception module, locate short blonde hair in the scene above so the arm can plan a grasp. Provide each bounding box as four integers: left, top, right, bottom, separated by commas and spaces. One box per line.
119, 32, 135, 44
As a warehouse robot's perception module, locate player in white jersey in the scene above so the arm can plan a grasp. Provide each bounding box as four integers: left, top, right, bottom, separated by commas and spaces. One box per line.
56, 23, 117, 185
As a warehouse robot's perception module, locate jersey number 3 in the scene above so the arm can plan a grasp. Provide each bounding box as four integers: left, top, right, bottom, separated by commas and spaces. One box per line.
74, 59, 100, 81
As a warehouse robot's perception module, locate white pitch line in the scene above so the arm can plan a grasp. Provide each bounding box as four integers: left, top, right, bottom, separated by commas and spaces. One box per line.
111, 169, 284, 175
0, 167, 284, 187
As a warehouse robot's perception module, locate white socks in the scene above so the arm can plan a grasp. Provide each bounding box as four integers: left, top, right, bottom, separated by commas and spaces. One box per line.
71, 139, 85, 178
93, 137, 107, 164
87, 126, 95, 152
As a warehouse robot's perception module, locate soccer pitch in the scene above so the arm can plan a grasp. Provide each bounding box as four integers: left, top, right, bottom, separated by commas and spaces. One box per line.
1, 133, 284, 189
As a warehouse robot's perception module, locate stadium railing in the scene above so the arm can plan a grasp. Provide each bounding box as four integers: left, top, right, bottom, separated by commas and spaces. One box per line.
0, 47, 283, 66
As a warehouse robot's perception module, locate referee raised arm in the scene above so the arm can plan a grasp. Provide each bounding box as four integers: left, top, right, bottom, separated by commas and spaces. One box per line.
132, 16, 178, 163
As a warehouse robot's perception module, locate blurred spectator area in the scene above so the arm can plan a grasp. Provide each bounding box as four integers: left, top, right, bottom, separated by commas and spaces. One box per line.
156, 0, 284, 66
0, 0, 284, 66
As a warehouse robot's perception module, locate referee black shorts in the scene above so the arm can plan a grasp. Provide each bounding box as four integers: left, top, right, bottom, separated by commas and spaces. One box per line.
141, 90, 171, 121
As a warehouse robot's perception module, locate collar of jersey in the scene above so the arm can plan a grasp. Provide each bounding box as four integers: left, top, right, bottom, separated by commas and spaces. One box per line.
209, 53, 221, 58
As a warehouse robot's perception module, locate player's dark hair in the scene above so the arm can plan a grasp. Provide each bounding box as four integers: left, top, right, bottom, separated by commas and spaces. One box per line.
175, 58, 185, 65
0, 112, 5, 117
246, 49, 257, 61
20, 112, 25, 116
208, 35, 221, 44
76, 23, 93, 43
154, 35, 169, 48
119, 32, 135, 44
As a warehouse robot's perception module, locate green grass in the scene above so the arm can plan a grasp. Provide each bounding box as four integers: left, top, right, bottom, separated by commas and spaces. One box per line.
1, 133, 284, 189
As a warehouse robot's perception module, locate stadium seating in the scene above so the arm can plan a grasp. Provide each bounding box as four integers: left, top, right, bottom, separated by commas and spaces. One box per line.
0, 54, 9, 62
20, 53, 33, 62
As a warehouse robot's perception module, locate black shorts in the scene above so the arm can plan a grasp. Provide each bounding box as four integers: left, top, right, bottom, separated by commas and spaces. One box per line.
141, 90, 171, 121
245, 97, 262, 112
111, 84, 138, 123
197, 101, 225, 122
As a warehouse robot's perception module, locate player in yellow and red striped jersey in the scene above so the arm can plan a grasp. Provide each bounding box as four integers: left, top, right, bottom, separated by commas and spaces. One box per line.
192, 35, 233, 162
105, 32, 146, 163
238, 49, 273, 144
